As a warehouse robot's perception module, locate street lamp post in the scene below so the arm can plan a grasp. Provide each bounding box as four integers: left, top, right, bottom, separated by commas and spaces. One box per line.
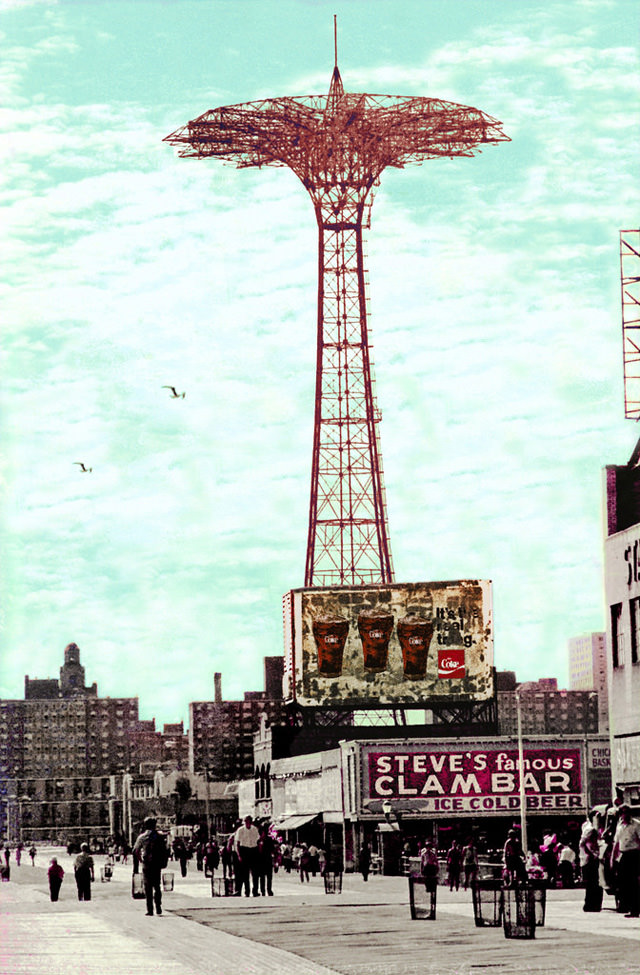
516, 688, 528, 854
204, 770, 211, 840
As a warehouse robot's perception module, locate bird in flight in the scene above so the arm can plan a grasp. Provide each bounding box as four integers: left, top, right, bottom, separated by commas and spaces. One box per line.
162, 386, 186, 399
74, 462, 92, 473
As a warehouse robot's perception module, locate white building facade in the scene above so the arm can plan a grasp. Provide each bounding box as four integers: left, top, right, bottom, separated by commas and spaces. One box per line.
604, 452, 640, 809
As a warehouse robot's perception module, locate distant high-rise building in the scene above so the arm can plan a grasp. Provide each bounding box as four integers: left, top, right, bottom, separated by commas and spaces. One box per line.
189, 698, 289, 780
0, 643, 175, 840
189, 658, 288, 780
497, 674, 599, 736
568, 632, 609, 732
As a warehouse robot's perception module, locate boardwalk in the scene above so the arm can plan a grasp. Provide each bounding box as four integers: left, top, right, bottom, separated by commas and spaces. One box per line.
1, 849, 638, 975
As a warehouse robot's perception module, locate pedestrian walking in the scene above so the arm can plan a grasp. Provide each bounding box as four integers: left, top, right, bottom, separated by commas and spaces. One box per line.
48, 857, 64, 901
257, 824, 275, 896
462, 840, 479, 889
234, 815, 260, 897
221, 833, 234, 881
579, 814, 602, 912
281, 843, 292, 873
299, 843, 311, 883
359, 841, 371, 882
420, 839, 439, 892
3, 847, 11, 869
15, 843, 23, 866
307, 843, 319, 876
204, 841, 220, 877
612, 804, 640, 918
73, 844, 95, 901
503, 829, 527, 886
539, 832, 560, 887
558, 842, 576, 888
447, 840, 462, 891
133, 816, 169, 917
29, 845, 36, 866
172, 837, 188, 878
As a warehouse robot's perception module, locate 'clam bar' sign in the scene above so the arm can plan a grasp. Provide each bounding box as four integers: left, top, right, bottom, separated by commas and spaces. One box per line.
362, 742, 585, 817
283, 580, 494, 708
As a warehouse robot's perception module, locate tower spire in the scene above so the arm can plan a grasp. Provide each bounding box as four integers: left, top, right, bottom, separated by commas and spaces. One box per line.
328, 15, 344, 108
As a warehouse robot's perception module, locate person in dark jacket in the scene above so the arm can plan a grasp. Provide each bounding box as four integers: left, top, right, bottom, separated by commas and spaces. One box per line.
503, 830, 527, 886
359, 842, 371, 882
257, 825, 275, 896
48, 857, 64, 901
73, 844, 94, 901
133, 817, 169, 916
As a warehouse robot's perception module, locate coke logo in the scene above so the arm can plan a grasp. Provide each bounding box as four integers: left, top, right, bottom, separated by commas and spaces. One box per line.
370, 630, 384, 639
440, 657, 461, 672
408, 637, 423, 646
438, 649, 465, 678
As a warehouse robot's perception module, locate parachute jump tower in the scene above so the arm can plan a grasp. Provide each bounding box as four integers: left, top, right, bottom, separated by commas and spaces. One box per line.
164, 31, 509, 587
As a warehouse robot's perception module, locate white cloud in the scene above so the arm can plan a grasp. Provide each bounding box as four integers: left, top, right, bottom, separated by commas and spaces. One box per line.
1, 0, 639, 718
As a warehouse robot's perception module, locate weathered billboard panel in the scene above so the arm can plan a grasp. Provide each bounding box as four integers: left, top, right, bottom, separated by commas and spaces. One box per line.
283, 580, 493, 707
361, 742, 585, 817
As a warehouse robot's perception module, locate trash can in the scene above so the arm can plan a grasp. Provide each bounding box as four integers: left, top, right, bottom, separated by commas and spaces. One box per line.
162, 871, 174, 892
502, 884, 535, 939
409, 876, 437, 920
212, 876, 236, 896
530, 879, 546, 927
100, 864, 113, 883
472, 879, 503, 927
323, 870, 343, 894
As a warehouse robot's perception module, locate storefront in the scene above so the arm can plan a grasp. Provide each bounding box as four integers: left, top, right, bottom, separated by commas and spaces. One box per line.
341, 735, 610, 873
270, 749, 344, 863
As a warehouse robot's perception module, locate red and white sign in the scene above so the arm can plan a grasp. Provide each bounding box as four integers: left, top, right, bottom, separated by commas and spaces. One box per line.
363, 744, 586, 817
438, 648, 465, 678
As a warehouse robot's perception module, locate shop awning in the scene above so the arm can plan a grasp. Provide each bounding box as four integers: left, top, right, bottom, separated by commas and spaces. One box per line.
278, 813, 320, 831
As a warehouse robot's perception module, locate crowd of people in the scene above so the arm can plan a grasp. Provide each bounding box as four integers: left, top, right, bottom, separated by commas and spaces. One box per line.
496, 800, 640, 919
223, 815, 329, 896
5, 800, 638, 919
127, 814, 333, 911
392, 799, 640, 922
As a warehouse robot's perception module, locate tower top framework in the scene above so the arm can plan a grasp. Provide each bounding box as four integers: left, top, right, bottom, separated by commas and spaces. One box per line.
164, 66, 508, 180
165, 57, 509, 586
621, 229, 640, 419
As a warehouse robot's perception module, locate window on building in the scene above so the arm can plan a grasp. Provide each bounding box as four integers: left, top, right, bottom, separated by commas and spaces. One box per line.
611, 603, 624, 668
630, 596, 640, 664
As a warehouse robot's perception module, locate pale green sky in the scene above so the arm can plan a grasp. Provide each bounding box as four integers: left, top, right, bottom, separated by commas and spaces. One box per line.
1, 0, 639, 724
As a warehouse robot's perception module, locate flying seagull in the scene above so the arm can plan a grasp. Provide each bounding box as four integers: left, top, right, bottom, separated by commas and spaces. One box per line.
74, 462, 92, 473
162, 386, 186, 399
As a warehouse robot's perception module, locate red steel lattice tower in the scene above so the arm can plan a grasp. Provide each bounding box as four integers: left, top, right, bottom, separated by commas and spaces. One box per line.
621, 229, 640, 419
165, 49, 509, 587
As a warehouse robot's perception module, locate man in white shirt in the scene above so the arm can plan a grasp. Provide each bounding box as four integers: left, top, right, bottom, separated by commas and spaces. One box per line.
613, 805, 640, 918
234, 815, 260, 897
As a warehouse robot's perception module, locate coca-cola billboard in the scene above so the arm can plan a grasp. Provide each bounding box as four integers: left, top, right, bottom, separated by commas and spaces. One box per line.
283, 580, 493, 707
362, 742, 586, 817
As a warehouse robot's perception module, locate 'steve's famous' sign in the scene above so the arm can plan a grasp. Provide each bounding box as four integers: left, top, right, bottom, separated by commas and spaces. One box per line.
283, 580, 493, 707
362, 743, 585, 816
